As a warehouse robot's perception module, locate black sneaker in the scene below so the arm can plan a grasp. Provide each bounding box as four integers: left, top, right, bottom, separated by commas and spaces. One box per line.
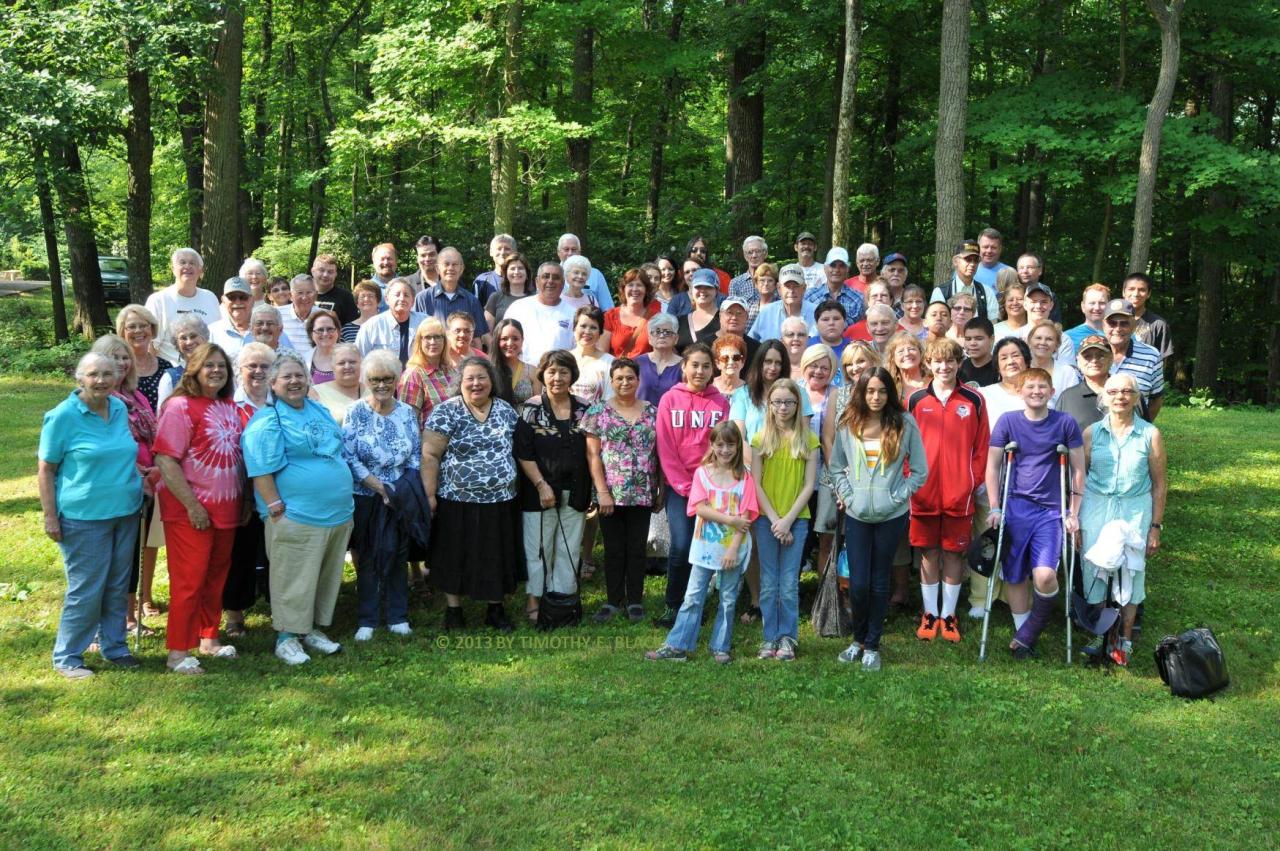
593, 605, 620, 624
627, 605, 645, 624
106, 654, 142, 669
1011, 642, 1039, 661
443, 606, 466, 631
653, 606, 677, 628
485, 604, 514, 634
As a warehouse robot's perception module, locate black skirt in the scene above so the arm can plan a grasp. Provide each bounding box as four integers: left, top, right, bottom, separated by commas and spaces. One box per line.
428, 498, 520, 601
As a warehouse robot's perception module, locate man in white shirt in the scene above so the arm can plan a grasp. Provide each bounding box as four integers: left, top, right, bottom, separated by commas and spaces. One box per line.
793, 231, 826, 290
145, 247, 222, 363
279, 274, 318, 354
557, 233, 614, 310
207, 276, 255, 362
504, 262, 576, 364
356, 279, 425, 365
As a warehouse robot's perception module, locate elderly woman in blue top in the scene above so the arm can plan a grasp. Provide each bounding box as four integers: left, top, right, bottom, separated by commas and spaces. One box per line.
241, 350, 355, 666
1079, 373, 1167, 667
341, 349, 422, 642
39, 353, 144, 678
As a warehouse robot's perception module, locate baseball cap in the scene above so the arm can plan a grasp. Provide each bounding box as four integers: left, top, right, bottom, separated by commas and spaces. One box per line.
1077, 335, 1110, 356
882, 252, 908, 267
1025, 282, 1054, 300
223, 276, 252, 297
690, 268, 719, 289
778, 264, 806, 286
953, 240, 980, 258
824, 247, 850, 266
795, 231, 816, 244
720, 296, 749, 312
1105, 298, 1135, 319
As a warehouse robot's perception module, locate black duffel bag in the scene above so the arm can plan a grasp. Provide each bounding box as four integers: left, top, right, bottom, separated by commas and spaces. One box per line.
1154, 626, 1229, 699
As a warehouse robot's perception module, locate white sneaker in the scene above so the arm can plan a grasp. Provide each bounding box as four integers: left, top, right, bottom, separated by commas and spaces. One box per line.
302, 631, 342, 655
387, 622, 412, 636
968, 605, 986, 620
837, 642, 863, 663
861, 649, 882, 671
354, 627, 375, 642
275, 637, 311, 666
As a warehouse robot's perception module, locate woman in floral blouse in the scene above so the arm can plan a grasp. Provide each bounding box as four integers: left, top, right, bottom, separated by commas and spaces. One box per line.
584, 357, 662, 624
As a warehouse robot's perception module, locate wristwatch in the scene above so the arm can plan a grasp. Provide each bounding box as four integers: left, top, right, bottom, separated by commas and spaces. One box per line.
1151, 522, 1163, 530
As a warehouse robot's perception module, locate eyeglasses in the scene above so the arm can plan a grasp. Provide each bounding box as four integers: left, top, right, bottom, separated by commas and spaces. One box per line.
651, 329, 676, 338
367, 376, 397, 385
422, 334, 445, 343
1105, 388, 1137, 396
312, 326, 337, 335
719, 354, 743, 363
770, 399, 798, 409
782, 332, 807, 339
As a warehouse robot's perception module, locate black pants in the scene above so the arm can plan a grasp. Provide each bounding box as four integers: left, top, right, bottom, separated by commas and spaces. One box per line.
600, 505, 650, 608
223, 513, 269, 611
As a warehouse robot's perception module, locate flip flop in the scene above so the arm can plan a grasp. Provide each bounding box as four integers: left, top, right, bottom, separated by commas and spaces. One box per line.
167, 656, 204, 675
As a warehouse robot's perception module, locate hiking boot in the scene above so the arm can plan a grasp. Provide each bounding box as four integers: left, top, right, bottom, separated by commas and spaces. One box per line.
916, 613, 940, 641
940, 615, 962, 643
645, 645, 687, 661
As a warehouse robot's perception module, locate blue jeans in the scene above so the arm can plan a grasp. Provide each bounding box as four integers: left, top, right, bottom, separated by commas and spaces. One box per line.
664, 487, 697, 610
665, 563, 742, 654
52, 513, 139, 669
755, 517, 809, 643
845, 512, 909, 651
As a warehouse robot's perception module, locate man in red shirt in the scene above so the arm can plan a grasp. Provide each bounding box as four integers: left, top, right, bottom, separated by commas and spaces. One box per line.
907, 338, 989, 643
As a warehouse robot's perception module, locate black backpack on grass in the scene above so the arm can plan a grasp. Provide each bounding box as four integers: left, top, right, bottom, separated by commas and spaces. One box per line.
1154, 626, 1229, 699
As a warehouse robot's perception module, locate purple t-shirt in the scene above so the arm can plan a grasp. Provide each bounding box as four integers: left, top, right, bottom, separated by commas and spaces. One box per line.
990, 409, 1083, 508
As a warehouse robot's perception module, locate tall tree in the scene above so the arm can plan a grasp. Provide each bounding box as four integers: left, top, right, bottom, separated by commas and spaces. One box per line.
933, 0, 971, 283
490, 0, 524, 235
725, 0, 765, 244
645, 0, 686, 245
200, 0, 245, 288
830, 0, 863, 250
1128, 0, 1185, 274
566, 27, 594, 242
32, 142, 70, 343
49, 138, 111, 336
1192, 71, 1232, 391
123, 32, 154, 303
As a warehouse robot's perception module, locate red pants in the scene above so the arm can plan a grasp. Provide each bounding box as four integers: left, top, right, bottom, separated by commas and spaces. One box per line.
164, 518, 236, 651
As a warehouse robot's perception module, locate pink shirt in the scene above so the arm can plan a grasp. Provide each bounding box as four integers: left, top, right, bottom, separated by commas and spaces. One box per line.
153, 395, 245, 529
655, 383, 730, 497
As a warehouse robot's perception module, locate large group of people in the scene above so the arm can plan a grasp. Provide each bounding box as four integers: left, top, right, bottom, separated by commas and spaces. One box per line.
40, 228, 1169, 677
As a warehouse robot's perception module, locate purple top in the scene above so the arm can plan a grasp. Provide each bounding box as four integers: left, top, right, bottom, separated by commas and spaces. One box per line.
637, 355, 682, 408
990, 409, 1083, 508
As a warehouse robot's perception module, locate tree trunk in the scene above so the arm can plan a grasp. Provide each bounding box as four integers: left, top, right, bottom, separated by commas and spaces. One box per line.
645, 0, 686, 245
247, 0, 273, 250
725, 0, 765, 245
933, 0, 971, 284
491, 0, 523, 234
33, 143, 70, 343
124, 37, 154, 304
1268, 268, 1280, 406
1128, 0, 1185, 274
869, 35, 902, 247
273, 44, 296, 232
619, 109, 636, 197
566, 26, 594, 241
50, 140, 110, 337
1191, 72, 1232, 392
819, 26, 845, 252
176, 93, 205, 250
201, 0, 245, 289
830, 0, 862, 250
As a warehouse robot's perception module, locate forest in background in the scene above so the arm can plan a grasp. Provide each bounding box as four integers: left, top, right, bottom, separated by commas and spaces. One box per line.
1, 0, 1278, 402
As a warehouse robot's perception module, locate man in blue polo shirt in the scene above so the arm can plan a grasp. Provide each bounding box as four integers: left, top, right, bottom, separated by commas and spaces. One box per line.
974, 228, 1012, 290
414, 246, 490, 345
1103, 298, 1164, 420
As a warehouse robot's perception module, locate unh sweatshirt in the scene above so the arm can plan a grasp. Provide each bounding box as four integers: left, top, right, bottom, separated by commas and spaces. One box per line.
656, 383, 731, 498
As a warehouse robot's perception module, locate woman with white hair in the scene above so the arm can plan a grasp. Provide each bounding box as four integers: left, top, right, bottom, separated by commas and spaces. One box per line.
560, 254, 598, 314
637, 312, 683, 407
239, 258, 269, 303
780, 316, 810, 380
39, 353, 145, 678
1079, 372, 1167, 667
155, 314, 211, 409
145, 248, 222, 363
342, 349, 422, 641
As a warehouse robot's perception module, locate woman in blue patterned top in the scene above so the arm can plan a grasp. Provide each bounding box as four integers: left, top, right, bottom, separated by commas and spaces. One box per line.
422, 356, 521, 632
341, 349, 422, 642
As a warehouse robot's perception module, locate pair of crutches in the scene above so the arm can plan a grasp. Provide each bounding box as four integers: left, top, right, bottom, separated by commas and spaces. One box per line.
977, 441, 1074, 664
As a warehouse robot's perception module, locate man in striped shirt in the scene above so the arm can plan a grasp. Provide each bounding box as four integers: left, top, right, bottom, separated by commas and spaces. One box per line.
1104, 298, 1164, 420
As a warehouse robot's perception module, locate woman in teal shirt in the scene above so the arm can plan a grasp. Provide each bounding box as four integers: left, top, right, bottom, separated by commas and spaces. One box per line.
242, 350, 354, 666
38, 353, 144, 679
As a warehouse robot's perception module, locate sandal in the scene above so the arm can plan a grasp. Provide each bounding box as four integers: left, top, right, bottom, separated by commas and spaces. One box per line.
225, 622, 248, 640
738, 605, 761, 625
526, 606, 539, 624
142, 602, 164, 618
202, 644, 238, 659
126, 622, 157, 637
167, 656, 204, 675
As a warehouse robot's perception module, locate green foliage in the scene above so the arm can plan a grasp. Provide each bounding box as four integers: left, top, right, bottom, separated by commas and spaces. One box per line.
252, 232, 315, 278
0, 293, 87, 375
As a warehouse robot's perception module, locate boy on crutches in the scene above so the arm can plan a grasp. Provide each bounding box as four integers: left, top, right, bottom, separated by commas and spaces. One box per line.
985, 368, 1084, 660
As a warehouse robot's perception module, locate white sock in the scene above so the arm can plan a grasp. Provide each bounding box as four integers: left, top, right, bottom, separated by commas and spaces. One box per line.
1012, 610, 1030, 631
920, 582, 939, 617
941, 582, 961, 619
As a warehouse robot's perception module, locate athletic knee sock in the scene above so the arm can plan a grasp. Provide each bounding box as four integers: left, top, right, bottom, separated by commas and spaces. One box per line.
1013, 589, 1056, 647
1012, 610, 1030, 631
941, 582, 961, 619
920, 582, 939, 617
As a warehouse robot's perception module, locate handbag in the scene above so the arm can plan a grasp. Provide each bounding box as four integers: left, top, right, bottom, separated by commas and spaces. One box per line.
1154, 626, 1230, 699
810, 491, 851, 638
536, 499, 583, 631
647, 508, 671, 558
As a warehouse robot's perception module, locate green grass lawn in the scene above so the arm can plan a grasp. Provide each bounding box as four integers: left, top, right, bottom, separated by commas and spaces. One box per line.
1, 374, 1277, 848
